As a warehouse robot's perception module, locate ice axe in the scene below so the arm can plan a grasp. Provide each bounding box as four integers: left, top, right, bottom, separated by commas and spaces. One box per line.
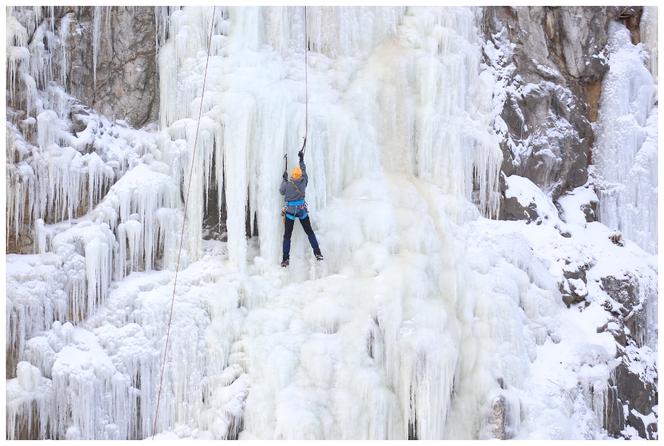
283, 153, 288, 178
300, 135, 307, 154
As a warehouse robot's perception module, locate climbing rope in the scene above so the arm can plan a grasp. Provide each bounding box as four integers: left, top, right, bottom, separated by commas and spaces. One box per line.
151, 5, 216, 439
300, 5, 309, 154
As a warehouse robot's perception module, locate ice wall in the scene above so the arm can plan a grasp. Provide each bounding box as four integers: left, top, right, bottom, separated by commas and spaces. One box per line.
8, 5, 647, 441
6, 246, 250, 440
593, 22, 658, 254
153, 5, 504, 440
6, 5, 504, 440
158, 6, 501, 268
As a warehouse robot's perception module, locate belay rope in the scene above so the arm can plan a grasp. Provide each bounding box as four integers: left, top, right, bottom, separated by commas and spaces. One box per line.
282, 6, 309, 221
151, 5, 216, 439
285, 6, 309, 166
283, 6, 308, 174
300, 5, 309, 154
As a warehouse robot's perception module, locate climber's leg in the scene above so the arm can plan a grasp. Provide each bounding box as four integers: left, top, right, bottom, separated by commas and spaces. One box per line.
282, 216, 295, 266
299, 216, 322, 258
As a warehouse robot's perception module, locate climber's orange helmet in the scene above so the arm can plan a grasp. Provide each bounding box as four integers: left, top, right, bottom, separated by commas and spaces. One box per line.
291, 166, 302, 180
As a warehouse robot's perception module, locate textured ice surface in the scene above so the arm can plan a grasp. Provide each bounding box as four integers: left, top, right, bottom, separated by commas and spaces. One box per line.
5, 5, 658, 441
593, 22, 658, 254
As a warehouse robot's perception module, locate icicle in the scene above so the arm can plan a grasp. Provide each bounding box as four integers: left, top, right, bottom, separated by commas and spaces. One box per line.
31, 6, 42, 35
7, 10, 40, 114
156, 208, 183, 270
222, 95, 253, 267
89, 162, 179, 276
28, 22, 54, 92
45, 145, 83, 223
52, 222, 116, 320
92, 8, 103, 90
48, 6, 55, 33
7, 158, 35, 242
117, 220, 142, 275
640, 7, 658, 79
6, 361, 55, 440
82, 151, 113, 210
6, 253, 67, 384
36, 110, 59, 149
34, 218, 47, 253
7, 47, 30, 103
58, 13, 72, 87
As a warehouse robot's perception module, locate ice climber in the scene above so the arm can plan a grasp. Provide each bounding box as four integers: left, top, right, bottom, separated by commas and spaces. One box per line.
280, 150, 323, 267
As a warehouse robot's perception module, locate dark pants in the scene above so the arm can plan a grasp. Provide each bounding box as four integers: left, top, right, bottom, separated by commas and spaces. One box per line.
283, 216, 321, 261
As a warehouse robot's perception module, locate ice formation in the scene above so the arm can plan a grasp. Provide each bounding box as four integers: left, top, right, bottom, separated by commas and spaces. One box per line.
158, 6, 501, 268
593, 22, 659, 254
5, 6, 658, 441
640, 6, 658, 79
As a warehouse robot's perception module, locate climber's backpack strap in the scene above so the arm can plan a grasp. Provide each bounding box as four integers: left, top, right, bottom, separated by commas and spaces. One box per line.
284, 181, 308, 220
290, 180, 303, 196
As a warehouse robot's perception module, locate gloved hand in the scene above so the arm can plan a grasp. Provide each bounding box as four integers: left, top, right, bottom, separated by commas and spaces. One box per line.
298, 149, 304, 160
283, 171, 288, 180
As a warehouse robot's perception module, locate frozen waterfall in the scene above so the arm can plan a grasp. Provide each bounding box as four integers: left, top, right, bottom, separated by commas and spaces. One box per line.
158, 6, 501, 268
5, 5, 657, 441
593, 21, 658, 254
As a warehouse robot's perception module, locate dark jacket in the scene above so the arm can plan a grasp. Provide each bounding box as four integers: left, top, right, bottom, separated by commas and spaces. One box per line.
280, 158, 308, 213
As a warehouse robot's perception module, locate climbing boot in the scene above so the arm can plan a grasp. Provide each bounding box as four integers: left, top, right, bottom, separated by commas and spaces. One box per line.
315, 253, 324, 261
281, 258, 289, 267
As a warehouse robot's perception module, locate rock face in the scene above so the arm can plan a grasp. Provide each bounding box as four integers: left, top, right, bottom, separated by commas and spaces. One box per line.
484, 9, 657, 440
498, 175, 539, 222
484, 6, 614, 200
560, 260, 591, 308
608, 363, 657, 438
599, 273, 658, 439
489, 395, 507, 439
499, 195, 538, 222
59, 6, 159, 127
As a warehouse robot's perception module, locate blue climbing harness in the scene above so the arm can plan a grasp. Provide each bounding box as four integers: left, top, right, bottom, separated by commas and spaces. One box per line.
284, 199, 308, 220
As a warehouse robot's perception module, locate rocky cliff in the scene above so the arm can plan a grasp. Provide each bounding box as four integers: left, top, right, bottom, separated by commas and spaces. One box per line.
61, 6, 159, 128
485, 7, 609, 202
483, 6, 657, 439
